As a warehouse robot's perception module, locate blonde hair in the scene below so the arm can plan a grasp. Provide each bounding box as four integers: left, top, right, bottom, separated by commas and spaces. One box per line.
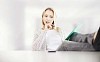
42, 7, 55, 30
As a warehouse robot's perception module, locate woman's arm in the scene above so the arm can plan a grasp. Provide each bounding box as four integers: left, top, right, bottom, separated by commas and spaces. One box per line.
32, 30, 47, 51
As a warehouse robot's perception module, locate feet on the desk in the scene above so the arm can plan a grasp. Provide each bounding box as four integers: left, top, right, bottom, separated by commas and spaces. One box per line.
93, 27, 100, 51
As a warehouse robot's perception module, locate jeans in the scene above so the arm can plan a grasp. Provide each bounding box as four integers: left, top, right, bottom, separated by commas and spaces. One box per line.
57, 32, 95, 51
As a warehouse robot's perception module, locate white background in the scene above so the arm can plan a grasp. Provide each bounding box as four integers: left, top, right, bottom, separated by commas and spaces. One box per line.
0, 0, 100, 50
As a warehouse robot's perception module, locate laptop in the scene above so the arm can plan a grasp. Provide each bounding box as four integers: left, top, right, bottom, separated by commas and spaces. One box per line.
65, 25, 78, 40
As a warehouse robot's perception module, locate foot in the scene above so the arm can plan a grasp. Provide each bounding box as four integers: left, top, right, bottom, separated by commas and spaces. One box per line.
92, 27, 100, 51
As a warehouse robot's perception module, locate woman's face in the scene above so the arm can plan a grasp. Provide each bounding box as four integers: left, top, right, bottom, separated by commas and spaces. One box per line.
42, 10, 54, 25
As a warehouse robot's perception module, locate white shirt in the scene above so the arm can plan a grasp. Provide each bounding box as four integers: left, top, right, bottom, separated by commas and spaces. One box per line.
46, 30, 62, 51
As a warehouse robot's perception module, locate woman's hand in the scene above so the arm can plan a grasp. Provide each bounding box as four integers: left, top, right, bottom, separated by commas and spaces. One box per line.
44, 24, 52, 31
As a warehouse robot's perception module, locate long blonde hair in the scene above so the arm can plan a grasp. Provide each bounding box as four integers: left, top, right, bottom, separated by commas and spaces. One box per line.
42, 8, 55, 30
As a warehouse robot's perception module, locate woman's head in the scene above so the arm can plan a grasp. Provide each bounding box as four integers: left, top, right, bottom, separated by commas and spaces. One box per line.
42, 8, 55, 29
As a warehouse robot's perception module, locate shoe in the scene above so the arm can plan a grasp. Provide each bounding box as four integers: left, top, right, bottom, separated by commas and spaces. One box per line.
93, 27, 100, 51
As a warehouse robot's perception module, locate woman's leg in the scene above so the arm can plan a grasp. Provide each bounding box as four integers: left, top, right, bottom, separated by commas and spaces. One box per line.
57, 32, 95, 51
57, 41, 94, 51
69, 32, 95, 44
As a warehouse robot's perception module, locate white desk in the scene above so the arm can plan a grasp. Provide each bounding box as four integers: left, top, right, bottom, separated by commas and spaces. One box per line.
0, 51, 100, 62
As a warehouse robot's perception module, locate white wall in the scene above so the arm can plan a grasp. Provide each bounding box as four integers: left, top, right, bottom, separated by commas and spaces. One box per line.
0, 0, 100, 50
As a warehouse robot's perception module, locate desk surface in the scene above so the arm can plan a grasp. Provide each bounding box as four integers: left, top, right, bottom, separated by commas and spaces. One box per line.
0, 51, 100, 62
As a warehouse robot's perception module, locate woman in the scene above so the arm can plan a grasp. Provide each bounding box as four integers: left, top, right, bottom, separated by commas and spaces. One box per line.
32, 8, 64, 51
32, 7, 99, 51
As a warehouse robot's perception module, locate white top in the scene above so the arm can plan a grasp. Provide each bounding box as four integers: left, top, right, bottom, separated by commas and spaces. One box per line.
46, 30, 62, 51
32, 28, 65, 51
